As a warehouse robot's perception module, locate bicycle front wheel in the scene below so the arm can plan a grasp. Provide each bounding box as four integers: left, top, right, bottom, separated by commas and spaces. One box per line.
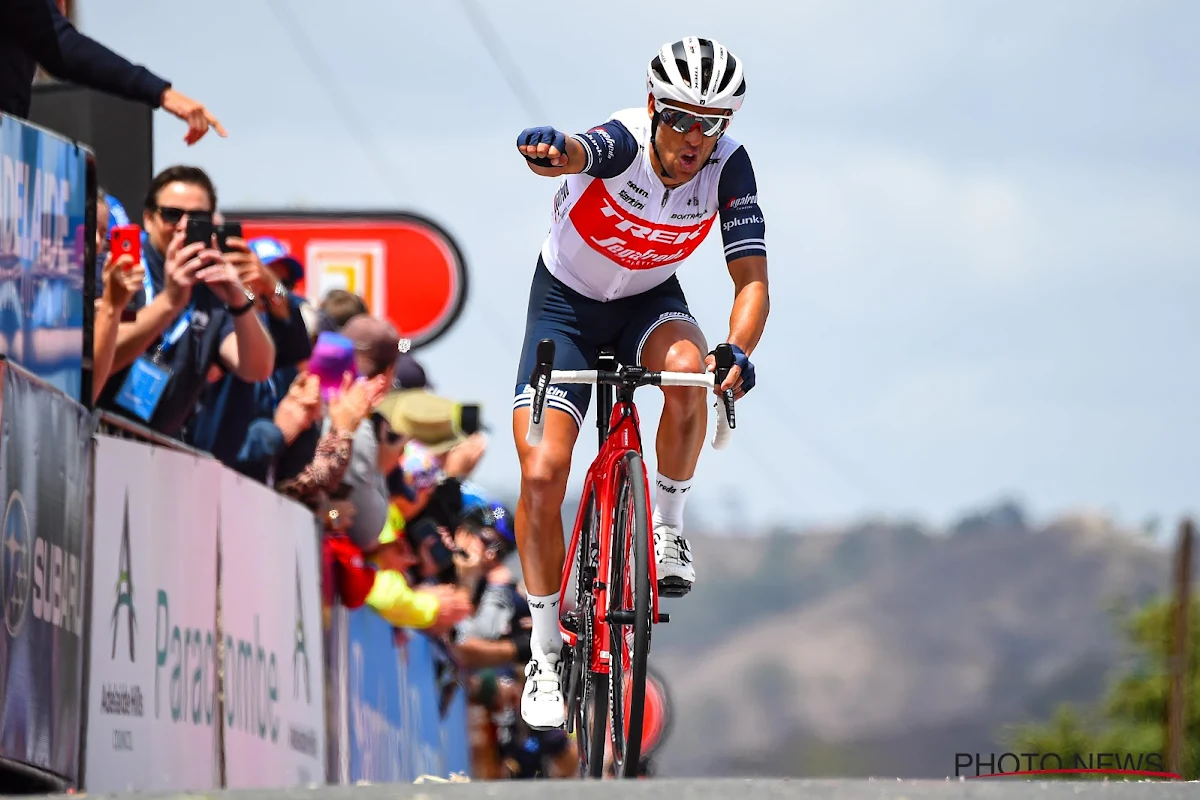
605, 450, 652, 778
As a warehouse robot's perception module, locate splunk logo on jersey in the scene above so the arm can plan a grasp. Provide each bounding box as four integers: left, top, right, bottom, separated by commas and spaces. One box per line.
726, 193, 757, 210
569, 180, 715, 271
723, 214, 764, 233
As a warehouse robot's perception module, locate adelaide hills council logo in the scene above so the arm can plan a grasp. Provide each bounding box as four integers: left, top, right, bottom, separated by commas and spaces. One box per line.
111, 492, 136, 661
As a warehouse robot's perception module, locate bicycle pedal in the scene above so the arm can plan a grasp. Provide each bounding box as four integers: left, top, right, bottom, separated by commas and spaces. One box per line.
657, 577, 692, 598
656, 613, 670, 623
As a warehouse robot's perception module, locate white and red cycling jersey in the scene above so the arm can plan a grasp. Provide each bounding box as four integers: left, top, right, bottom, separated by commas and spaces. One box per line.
540, 107, 766, 302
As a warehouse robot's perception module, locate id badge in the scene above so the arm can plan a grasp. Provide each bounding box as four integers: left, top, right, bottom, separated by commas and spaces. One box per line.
114, 356, 172, 422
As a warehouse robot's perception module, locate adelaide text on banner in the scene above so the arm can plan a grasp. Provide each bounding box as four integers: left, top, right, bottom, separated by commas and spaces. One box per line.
0, 114, 89, 402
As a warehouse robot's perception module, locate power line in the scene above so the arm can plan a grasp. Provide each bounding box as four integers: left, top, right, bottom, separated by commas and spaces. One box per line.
265, 0, 408, 204
455, 0, 550, 122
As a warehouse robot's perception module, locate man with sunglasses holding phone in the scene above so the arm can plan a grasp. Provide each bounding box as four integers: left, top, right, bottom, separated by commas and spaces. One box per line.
511, 37, 770, 729
95, 165, 275, 437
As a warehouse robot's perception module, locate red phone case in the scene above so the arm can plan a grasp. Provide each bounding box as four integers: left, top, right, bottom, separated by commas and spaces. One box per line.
109, 224, 141, 266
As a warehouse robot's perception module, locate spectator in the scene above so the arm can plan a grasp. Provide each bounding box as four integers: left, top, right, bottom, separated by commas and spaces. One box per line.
393, 352, 431, 391
337, 313, 405, 554
318, 289, 368, 334
275, 371, 384, 511
94, 165, 275, 437
91, 189, 144, 400
0, 0, 224, 144
392, 438, 443, 527
375, 385, 485, 456
247, 236, 318, 392
334, 505, 473, 634
449, 502, 528, 669
376, 381, 489, 482
184, 227, 313, 472
250, 236, 305, 293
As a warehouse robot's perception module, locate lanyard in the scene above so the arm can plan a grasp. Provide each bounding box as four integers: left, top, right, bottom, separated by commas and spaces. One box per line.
141, 241, 191, 360
141, 263, 155, 303
150, 307, 193, 363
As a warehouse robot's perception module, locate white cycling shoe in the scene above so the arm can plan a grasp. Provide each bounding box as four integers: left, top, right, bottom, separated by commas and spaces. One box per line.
654, 524, 695, 597
521, 647, 566, 730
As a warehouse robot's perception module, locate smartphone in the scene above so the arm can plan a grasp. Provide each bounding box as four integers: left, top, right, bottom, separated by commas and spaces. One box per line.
109, 224, 141, 266
184, 216, 214, 250
215, 221, 242, 252
409, 518, 457, 571
459, 403, 484, 435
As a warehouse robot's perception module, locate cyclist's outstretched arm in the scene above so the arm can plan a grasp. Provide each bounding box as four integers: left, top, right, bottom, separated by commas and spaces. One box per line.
516, 119, 639, 179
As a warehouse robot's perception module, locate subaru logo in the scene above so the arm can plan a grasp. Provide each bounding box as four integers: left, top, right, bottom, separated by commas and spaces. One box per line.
3, 491, 33, 638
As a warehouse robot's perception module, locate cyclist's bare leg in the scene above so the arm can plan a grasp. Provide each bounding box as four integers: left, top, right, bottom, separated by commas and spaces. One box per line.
513, 404, 578, 728
639, 319, 708, 594
513, 405, 578, 607
641, 319, 709, 479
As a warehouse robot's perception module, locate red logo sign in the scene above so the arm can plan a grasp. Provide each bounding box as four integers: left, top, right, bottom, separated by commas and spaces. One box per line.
614, 666, 673, 757
228, 211, 468, 349
569, 181, 714, 270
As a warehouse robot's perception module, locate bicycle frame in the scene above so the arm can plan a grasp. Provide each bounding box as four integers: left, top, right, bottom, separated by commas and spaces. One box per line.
557, 355, 662, 676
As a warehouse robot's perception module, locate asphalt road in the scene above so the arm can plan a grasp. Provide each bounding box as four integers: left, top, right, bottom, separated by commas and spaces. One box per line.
70, 778, 1198, 800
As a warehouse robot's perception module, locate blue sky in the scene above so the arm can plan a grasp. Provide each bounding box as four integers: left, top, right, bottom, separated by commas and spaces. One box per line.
80, 0, 1199, 532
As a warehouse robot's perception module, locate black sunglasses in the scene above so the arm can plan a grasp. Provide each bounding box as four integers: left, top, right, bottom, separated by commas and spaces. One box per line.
155, 205, 212, 225
372, 412, 404, 445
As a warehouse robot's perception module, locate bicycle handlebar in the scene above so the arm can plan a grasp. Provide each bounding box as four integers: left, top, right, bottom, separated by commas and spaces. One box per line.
524, 339, 738, 450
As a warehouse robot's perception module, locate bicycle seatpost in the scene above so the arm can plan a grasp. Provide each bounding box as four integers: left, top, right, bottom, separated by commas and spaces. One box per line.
526, 338, 556, 446
712, 343, 737, 430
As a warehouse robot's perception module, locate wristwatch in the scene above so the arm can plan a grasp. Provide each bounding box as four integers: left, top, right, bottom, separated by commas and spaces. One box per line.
229, 288, 256, 316
269, 281, 289, 306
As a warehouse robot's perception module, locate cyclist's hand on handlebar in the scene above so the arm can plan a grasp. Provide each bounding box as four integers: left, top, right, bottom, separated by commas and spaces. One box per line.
517, 126, 569, 167
705, 343, 756, 400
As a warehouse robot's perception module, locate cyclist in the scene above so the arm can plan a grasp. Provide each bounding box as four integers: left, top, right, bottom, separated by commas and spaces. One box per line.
511, 36, 770, 730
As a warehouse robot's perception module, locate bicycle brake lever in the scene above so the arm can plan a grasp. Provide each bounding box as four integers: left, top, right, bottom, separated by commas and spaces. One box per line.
712, 343, 737, 430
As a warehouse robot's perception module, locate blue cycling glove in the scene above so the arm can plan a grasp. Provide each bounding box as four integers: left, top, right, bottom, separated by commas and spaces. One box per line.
517, 126, 568, 167
715, 343, 755, 395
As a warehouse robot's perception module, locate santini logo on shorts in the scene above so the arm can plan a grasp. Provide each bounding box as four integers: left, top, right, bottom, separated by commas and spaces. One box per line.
570, 181, 715, 270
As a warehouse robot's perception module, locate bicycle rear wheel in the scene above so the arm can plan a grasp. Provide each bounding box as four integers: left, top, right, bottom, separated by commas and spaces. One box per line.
605, 450, 652, 778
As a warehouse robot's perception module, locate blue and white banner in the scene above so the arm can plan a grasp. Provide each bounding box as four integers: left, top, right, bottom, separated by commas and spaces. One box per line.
341, 605, 469, 783
0, 114, 89, 402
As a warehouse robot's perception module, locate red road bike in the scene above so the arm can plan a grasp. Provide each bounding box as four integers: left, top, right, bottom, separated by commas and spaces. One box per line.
524, 339, 737, 778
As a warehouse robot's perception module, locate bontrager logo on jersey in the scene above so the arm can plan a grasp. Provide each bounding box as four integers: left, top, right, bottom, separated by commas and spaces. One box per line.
569, 181, 715, 271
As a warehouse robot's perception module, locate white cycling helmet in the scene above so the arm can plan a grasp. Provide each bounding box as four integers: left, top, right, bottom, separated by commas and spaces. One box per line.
646, 36, 746, 112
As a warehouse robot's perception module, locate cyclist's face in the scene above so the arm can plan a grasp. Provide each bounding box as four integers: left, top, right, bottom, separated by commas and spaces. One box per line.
647, 95, 731, 181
